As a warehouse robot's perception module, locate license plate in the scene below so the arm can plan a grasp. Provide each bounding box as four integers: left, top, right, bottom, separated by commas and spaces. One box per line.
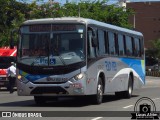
46, 77, 68, 82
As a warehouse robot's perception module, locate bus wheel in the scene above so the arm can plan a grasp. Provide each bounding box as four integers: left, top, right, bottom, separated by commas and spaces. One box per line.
124, 75, 133, 98
93, 77, 103, 104
34, 96, 46, 105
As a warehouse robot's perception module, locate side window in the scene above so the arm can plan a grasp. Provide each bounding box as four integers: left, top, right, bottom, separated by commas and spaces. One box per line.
118, 34, 125, 56
134, 38, 140, 57
125, 36, 133, 56
131, 37, 135, 56
108, 32, 116, 55
87, 30, 96, 58
98, 29, 105, 55
114, 33, 118, 55
105, 32, 109, 54
140, 38, 144, 57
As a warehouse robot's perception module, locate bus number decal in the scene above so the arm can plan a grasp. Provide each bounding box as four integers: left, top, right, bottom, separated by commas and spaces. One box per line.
105, 61, 117, 71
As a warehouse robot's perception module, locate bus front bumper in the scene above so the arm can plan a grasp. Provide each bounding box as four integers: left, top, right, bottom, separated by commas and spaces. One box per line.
17, 80, 85, 96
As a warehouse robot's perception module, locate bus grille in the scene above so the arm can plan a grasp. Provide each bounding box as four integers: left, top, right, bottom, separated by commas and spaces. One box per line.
32, 82, 67, 84
30, 87, 68, 95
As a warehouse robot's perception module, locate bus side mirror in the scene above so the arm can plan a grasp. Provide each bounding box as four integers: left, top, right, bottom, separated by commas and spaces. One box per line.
91, 30, 98, 47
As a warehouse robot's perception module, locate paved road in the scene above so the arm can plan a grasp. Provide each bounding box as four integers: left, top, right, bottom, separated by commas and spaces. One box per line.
0, 76, 159, 120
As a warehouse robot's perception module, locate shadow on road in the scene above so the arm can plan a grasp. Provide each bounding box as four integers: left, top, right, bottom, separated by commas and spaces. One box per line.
0, 94, 139, 107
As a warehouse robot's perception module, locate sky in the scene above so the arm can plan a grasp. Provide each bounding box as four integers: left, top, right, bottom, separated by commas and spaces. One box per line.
50, 0, 160, 3
109, 0, 160, 4
57, 0, 160, 5
20, 0, 160, 4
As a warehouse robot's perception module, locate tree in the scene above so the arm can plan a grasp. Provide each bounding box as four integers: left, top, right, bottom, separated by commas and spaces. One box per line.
28, 1, 62, 19
60, 0, 133, 28
0, 0, 28, 46
152, 38, 160, 58
0, 0, 134, 47
106, 6, 133, 28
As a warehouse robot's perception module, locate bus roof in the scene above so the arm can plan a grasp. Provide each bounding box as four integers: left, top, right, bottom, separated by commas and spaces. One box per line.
23, 17, 143, 37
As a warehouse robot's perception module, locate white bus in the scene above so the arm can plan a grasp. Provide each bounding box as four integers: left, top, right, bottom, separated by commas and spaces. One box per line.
16, 17, 145, 104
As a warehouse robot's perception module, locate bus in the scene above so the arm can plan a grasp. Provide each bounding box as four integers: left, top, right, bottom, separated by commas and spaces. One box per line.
0, 46, 17, 89
16, 17, 145, 105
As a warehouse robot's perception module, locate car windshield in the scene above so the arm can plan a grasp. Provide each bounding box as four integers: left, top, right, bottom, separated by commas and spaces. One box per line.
18, 24, 85, 66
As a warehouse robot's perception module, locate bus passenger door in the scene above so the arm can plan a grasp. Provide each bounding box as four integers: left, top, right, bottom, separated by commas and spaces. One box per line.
86, 29, 99, 95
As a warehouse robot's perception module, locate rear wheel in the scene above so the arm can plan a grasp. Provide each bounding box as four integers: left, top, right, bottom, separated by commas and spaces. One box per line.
93, 77, 103, 104
124, 75, 133, 98
115, 75, 133, 98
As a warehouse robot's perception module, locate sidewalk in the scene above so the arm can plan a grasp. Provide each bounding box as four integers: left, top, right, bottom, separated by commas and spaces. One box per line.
146, 76, 160, 80
0, 87, 17, 91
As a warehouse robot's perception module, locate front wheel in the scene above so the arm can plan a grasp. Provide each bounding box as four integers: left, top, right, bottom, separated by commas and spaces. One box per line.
93, 78, 103, 104
34, 96, 46, 105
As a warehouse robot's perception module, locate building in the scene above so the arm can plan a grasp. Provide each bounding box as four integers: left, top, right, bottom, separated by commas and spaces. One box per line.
126, 1, 160, 49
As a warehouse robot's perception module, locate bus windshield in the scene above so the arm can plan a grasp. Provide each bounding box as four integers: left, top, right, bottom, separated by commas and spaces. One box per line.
18, 24, 85, 66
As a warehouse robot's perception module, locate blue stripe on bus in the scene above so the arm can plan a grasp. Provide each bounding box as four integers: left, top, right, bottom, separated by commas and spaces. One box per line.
120, 58, 145, 83
19, 70, 48, 82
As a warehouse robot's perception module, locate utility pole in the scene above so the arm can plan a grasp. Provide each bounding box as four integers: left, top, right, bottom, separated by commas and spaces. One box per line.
79, 4, 80, 18
49, 0, 53, 17
133, 14, 135, 29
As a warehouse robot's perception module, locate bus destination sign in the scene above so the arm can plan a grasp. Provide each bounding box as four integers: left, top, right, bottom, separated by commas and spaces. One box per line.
29, 25, 76, 32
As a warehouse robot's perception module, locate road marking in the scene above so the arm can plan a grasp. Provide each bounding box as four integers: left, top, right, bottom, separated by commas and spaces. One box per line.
123, 105, 133, 109
152, 98, 160, 101
91, 117, 103, 120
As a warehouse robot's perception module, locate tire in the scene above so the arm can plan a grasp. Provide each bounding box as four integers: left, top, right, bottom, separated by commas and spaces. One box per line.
34, 96, 46, 105
123, 75, 133, 98
115, 91, 123, 98
93, 77, 103, 104
115, 75, 133, 98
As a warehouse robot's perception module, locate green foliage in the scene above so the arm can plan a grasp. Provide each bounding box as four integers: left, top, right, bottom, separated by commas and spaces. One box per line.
60, 0, 133, 28
0, 0, 28, 46
0, 0, 134, 47
29, 1, 62, 18
145, 38, 160, 59
152, 38, 160, 58
106, 6, 134, 28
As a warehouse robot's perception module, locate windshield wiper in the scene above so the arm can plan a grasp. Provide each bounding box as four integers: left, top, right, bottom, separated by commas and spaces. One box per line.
59, 55, 66, 65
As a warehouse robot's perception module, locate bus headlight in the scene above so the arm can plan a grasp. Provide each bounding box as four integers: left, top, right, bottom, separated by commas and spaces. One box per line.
17, 75, 29, 84
74, 73, 85, 80
17, 75, 22, 80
